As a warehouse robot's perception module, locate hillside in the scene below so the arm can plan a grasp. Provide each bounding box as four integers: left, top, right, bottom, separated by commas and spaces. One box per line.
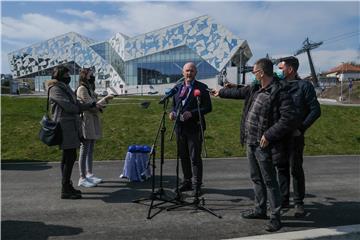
1, 95, 360, 161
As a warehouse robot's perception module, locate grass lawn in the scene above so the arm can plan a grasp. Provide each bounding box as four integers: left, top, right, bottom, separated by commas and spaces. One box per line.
1, 95, 359, 162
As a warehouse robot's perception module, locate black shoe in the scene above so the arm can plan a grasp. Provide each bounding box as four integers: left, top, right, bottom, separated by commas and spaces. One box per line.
241, 209, 268, 219
69, 181, 82, 195
294, 204, 305, 218
179, 181, 193, 192
61, 184, 82, 199
281, 201, 290, 209
265, 219, 282, 232
192, 185, 203, 198
61, 192, 82, 199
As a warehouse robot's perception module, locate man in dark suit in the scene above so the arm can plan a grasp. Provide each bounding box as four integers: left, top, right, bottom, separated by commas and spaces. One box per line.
169, 62, 212, 197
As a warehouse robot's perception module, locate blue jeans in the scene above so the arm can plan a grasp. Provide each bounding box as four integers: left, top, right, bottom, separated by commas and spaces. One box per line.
247, 144, 281, 220
78, 139, 95, 178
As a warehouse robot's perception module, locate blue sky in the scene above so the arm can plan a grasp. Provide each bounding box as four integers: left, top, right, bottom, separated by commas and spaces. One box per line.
1, 1, 359, 77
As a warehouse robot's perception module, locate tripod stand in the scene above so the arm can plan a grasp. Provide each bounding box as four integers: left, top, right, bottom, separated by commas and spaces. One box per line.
167, 90, 222, 219
133, 99, 176, 219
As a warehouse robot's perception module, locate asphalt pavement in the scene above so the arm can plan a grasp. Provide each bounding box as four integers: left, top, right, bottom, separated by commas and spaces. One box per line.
2, 155, 360, 240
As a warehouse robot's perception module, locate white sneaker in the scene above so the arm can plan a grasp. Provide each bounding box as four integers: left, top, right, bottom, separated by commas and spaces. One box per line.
78, 178, 97, 187
86, 174, 102, 184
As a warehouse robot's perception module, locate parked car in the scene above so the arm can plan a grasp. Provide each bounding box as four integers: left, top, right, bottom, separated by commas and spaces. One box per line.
95, 89, 108, 97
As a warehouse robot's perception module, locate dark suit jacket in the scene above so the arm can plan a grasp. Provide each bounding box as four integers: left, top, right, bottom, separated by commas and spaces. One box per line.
171, 79, 212, 131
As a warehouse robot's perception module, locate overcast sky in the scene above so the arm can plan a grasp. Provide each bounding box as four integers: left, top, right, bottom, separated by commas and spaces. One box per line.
1, 1, 359, 77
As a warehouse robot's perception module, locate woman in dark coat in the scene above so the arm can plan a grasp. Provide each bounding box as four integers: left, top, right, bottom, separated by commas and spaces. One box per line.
47, 66, 101, 199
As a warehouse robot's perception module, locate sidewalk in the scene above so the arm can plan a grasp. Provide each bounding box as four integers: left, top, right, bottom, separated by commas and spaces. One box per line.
318, 98, 360, 106
2, 155, 360, 239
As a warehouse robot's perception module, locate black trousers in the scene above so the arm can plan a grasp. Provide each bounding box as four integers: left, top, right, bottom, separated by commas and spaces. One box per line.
177, 127, 203, 186
276, 135, 305, 206
61, 148, 77, 186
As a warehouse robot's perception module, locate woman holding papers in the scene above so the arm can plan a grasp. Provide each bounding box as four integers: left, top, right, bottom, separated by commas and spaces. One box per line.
76, 67, 113, 187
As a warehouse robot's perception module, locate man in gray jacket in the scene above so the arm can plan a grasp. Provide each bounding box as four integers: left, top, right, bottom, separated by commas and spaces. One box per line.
212, 58, 298, 232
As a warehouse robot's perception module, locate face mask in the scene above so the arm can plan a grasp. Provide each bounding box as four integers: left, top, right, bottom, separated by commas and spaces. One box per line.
274, 69, 285, 79
89, 76, 95, 84
250, 73, 260, 86
61, 77, 71, 85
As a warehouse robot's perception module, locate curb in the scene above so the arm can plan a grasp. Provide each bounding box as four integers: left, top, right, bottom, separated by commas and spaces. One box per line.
225, 224, 360, 240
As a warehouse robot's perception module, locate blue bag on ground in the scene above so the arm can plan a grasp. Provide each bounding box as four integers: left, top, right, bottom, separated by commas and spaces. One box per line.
120, 145, 151, 181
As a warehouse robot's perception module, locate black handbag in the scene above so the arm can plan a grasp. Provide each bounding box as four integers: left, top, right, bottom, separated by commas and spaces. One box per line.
39, 87, 62, 146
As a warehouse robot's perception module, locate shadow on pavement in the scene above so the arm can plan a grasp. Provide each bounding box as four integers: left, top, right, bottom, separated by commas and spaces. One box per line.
1, 162, 52, 171
80, 175, 179, 203
204, 187, 254, 199
283, 199, 360, 228
2, 220, 83, 240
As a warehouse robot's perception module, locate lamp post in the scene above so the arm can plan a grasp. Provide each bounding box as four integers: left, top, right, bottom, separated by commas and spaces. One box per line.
141, 63, 143, 96
340, 62, 344, 102
347, 64, 352, 103
140, 50, 144, 96
73, 42, 76, 89
349, 80, 352, 103
239, 47, 243, 85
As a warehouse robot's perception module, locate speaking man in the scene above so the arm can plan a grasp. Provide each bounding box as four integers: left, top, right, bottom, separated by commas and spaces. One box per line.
169, 62, 212, 198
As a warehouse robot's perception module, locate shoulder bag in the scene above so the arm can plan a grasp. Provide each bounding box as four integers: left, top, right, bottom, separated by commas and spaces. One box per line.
39, 86, 62, 146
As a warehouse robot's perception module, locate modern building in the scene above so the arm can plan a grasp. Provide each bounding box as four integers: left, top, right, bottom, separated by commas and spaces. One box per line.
7, 15, 252, 95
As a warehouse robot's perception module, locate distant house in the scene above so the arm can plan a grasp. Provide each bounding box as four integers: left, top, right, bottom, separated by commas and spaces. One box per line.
324, 63, 360, 82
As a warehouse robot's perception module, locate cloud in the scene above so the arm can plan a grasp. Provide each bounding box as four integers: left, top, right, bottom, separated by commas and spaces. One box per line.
1, 1, 358, 75
2, 14, 80, 41
1, 51, 11, 74
273, 49, 360, 77
304, 49, 359, 75
57, 9, 96, 19
114, 2, 199, 36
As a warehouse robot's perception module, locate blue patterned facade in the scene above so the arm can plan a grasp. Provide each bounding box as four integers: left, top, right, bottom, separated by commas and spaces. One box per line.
8, 32, 125, 87
8, 15, 252, 89
110, 15, 252, 71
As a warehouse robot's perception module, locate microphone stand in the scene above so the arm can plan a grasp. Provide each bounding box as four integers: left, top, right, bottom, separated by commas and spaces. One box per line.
195, 95, 207, 158
168, 100, 184, 201
133, 98, 176, 219
166, 92, 221, 219
169, 99, 182, 142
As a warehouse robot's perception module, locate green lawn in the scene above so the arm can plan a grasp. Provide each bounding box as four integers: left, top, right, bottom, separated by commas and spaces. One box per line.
1, 96, 359, 162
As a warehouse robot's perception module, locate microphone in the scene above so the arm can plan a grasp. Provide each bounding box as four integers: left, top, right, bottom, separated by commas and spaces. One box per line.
205, 88, 215, 93
194, 89, 201, 105
194, 89, 201, 97
159, 85, 179, 104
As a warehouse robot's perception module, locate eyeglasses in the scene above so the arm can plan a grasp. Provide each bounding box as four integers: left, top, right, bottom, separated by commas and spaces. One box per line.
252, 69, 262, 75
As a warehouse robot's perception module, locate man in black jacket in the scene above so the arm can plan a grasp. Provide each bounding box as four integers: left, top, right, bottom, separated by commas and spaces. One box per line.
169, 62, 212, 198
276, 56, 321, 217
212, 58, 298, 232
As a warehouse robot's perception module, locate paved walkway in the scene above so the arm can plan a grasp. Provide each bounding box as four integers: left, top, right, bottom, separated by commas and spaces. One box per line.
318, 98, 360, 106
2, 155, 360, 239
